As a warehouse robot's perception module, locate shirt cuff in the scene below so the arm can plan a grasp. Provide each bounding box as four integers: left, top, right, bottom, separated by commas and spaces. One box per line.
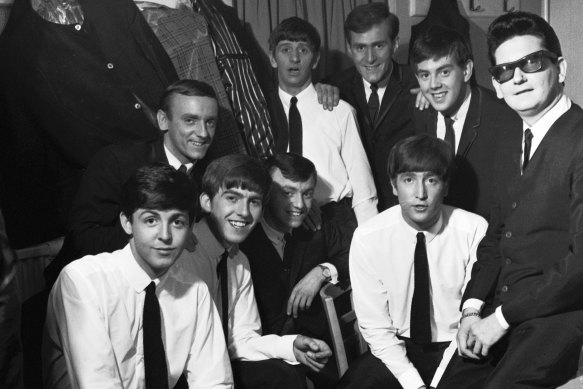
319, 262, 338, 284
462, 299, 484, 313
494, 306, 510, 330
352, 197, 378, 224
397, 367, 425, 389
277, 335, 299, 364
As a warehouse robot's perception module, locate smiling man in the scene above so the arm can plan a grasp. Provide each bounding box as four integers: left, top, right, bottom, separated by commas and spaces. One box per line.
46, 80, 219, 286
437, 12, 583, 389
410, 25, 520, 219
269, 16, 378, 236
326, 3, 418, 212
180, 154, 332, 389
43, 164, 232, 388
240, 153, 351, 387
337, 134, 487, 389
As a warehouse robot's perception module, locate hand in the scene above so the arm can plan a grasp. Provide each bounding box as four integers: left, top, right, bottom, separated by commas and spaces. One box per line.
468, 313, 507, 357
287, 267, 326, 318
293, 335, 332, 372
457, 312, 482, 360
410, 87, 430, 110
302, 202, 322, 231
315, 83, 340, 111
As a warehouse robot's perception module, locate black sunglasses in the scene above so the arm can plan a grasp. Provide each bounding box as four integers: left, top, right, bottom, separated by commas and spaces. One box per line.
489, 50, 558, 84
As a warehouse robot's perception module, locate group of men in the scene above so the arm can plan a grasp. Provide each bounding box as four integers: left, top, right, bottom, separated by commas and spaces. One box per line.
35, 2, 583, 389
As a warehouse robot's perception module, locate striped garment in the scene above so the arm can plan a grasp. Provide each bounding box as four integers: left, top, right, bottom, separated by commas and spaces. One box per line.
196, 0, 275, 157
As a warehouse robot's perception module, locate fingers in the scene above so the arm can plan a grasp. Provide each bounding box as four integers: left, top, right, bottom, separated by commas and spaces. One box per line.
287, 291, 298, 316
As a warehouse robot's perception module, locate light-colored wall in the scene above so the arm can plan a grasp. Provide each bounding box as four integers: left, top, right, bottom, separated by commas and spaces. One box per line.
550, 0, 583, 105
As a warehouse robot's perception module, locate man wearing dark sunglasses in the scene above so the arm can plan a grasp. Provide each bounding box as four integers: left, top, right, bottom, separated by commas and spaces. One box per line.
438, 11, 583, 389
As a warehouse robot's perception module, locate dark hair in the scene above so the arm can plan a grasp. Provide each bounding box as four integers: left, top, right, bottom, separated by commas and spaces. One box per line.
121, 163, 198, 223
202, 154, 272, 200
487, 11, 562, 65
387, 134, 454, 182
158, 79, 218, 116
410, 25, 473, 67
263, 152, 317, 184
344, 3, 399, 43
269, 17, 321, 54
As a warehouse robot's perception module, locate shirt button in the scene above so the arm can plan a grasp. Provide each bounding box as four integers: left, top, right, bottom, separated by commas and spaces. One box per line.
511, 202, 517, 209
74, 24, 81, 31
505, 231, 512, 238
505, 257, 512, 265
134, 103, 141, 110
107, 63, 114, 70
501, 285, 509, 293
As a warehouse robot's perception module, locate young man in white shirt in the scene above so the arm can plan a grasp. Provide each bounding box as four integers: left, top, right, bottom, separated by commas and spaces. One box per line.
43, 164, 232, 389
410, 25, 520, 219
178, 154, 332, 389
337, 135, 487, 389
269, 17, 378, 236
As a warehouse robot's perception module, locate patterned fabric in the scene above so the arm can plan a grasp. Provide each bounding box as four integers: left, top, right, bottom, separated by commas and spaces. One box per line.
195, 0, 275, 157
141, 5, 246, 157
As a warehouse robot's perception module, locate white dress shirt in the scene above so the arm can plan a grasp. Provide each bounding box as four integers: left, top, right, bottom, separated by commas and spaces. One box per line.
278, 84, 378, 224
178, 218, 299, 363
363, 77, 387, 107
164, 143, 194, 172
350, 205, 487, 389
43, 244, 232, 389
436, 90, 472, 154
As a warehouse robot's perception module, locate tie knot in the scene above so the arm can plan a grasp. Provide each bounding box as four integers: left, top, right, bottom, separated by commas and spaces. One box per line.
146, 281, 156, 294
445, 116, 455, 125
416, 232, 425, 242
525, 128, 533, 141
290, 96, 298, 105
370, 83, 378, 92
178, 164, 187, 174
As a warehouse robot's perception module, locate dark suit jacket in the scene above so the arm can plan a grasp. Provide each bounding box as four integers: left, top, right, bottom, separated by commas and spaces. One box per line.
463, 103, 583, 324
326, 63, 418, 211
240, 222, 349, 341
413, 86, 521, 219
45, 137, 206, 285
0, 0, 178, 247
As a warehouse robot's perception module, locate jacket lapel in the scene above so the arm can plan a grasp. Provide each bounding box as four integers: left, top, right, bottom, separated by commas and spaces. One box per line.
457, 86, 481, 157
375, 62, 403, 134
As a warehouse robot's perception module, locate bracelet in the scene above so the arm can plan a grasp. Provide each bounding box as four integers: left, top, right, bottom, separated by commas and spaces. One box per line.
461, 312, 481, 319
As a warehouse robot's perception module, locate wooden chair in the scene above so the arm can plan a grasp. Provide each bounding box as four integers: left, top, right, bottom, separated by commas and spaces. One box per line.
319, 283, 367, 377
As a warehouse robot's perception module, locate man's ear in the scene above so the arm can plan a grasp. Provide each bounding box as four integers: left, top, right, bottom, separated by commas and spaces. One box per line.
200, 192, 212, 214
391, 179, 398, 196
120, 212, 133, 236
393, 36, 400, 53
269, 52, 278, 69
463, 60, 474, 83
157, 109, 169, 132
311, 52, 321, 70
557, 57, 568, 84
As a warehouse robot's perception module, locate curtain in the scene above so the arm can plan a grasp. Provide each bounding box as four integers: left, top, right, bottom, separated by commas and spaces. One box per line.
232, 0, 391, 81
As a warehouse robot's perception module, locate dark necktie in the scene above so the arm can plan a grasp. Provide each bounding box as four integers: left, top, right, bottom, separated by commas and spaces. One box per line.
216, 250, 229, 340
143, 282, 169, 389
178, 164, 187, 175
368, 83, 379, 125
522, 129, 533, 173
410, 232, 431, 345
288, 96, 303, 155
444, 116, 456, 153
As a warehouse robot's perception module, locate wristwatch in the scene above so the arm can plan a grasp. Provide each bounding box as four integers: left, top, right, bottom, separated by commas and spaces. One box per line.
318, 265, 332, 282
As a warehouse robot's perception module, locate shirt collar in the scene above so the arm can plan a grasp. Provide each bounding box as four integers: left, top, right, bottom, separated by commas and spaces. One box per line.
523, 93, 571, 137
439, 89, 472, 123
192, 217, 235, 261
279, 83, 316, 110
118, 244, 165, 293
398, 209, 443, 244
164, 143, 194, 172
